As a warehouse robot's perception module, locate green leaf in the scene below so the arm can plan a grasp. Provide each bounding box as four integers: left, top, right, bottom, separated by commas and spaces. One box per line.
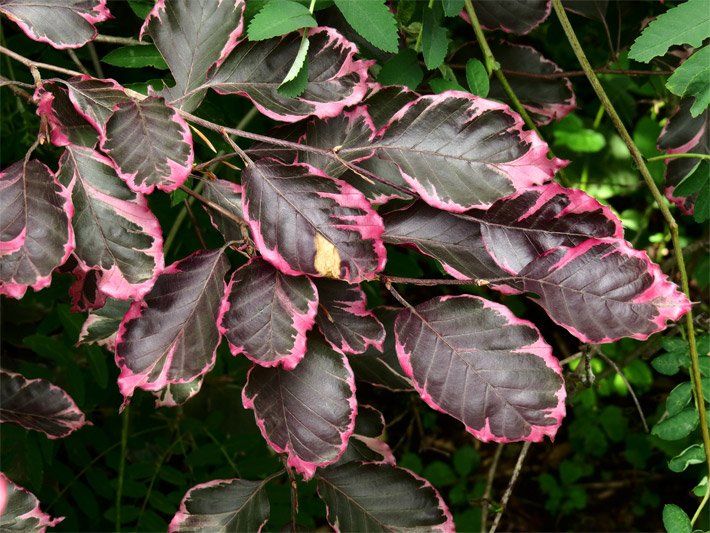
279, 35, 310, 87
554, 129, 606, 153
248, 0, 317, 41
377, 48, 423, 89
653, 351, 688, 376
628, 0, 710, 62
465, 58, 489, 97
652, 408, 699, 441
278, 53, 309, 98
666, 46, 710, 117
693, 177, 710, 222
421, 4, 449, 70
669, 444, 706, 472
666, 382, 693, 416
423, 461, 457, 486
429, 78, 466, 93
127, 0, 153, 19
662, 504, 692, 533
442, 0, 465, 17
600, 405, 627, 442
674, 161, 708, 197
102, 45, 168, 69
453, 446, 480, 476
333, 0, 399, 53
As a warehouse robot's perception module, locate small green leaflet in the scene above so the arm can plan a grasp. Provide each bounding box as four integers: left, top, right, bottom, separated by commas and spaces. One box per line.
465, 58, 489, 97
248, 0, 317, 41
333, 0, 399, 53
278, 37, 310, 97
422, 3, 449, 70
429, 78, 465, 93
553, 114, 606, 153
441, 0, 465, 17
668, 444, 706, 473
628, 0, 710, 62
662, 504, 692, 533
377, 48, 423, 89
666, 45, 710, 117
102, 45, 168, 69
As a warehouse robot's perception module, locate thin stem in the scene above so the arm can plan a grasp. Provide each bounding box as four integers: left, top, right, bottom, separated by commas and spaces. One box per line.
384, 280, 416, 310
66, 49, 91, 76
0, 45, 84, 78
692, 488, 709, 526
203, 428, 240, 475
481, 444, 505, 532
164, 181, 205, 255
489, 442, 531, 533
220, 128, 254, 166
116, 406, 130, 532
184, 198, 207, 248
0, 76, 33, 102
179, 182, 247, 227
500, 67, 674, 79
381, 275, 497, 286
285, 461, 299, 532
95, 34, 144, 46
552, 0, 709, 489
647, 153, 710, 162
596, 351, 649, 433
87, 43, 104, 78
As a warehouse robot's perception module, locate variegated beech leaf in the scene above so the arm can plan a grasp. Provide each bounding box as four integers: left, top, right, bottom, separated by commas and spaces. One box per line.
208, 27, 372, 122
34, 83, 98, 147
242, 333, 357, 479
221, 258, 318, 370
0, 472, 63, 531
200, 178, 245, 243
169, 478, 269, 533
336, 405, 395, 465
100, 96, 194, 193
316, 462, 454, 532
657, 99, 708, 215
57, 146, 164, 301
0, 159, 73, 299
364, 85, 420, 131
0, 0, 110, 49
470, 0, 551, 34
115, 249, 229, 408
68, 262, 108, 312
371, 92, 566, 211
516, 239, 692, 343
140, 0, 246, 112
78, 298, 131, 352
0, 370, 88, 439
313, 278, 385, 355
395, 295, 566, 442
242, 159, 386, 282
61, 77, 129, 135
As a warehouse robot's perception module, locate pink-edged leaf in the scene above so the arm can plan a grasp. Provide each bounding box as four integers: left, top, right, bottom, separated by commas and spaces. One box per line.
336, 405, 395, 465
57, 146, 164, 301
100, 96, 193, 194
0, 0, 110, 49
487, 41, 576, 126
313, 278, 385, 355
220, 258, 318, 370
153, 377, 203, 408
363, 84, 420, 131
0, 160, 73, 299
474, 183, 623, 274
383, 201, 508, 281
0, 370, 88, 439
68, 263, 108, 312
242, 159, 386, 283
114, 249, 229, 408
201, 178, 245, 243
78, 298, 131, 352
371, 91, 566, 211
169, 478, 269, 533
657, 99, 708, 215
0, 472, 63, 531
61, 76, 129, 135
33, 83, 98, 147
242, 333, 357, 479
395, 295, 566, 442
316, 462, 454, 532
516, 238, 692, 343
140, 0, 246, 112
349, 308, 414, 392
208, 27, 372, 122
470, 0, 551, 34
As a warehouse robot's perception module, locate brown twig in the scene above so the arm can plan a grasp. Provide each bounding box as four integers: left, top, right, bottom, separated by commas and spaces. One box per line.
489, 442, 532, 533
481, 444, 505, 531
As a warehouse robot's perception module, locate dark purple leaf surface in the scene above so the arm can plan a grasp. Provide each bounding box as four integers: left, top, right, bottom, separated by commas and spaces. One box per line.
395, 295, 566, 442
0, 473, 63, 531
371, 92, 566, 211
242, 159, 386, 283
34, 83, 98, 147
336, 405, 395, 465
0, 0, 110, 49
169, 478, 269, 533
314, 278, 385, 355
114, 249, 229, 408
0, 370, 88, 439
657, 99, 708, 214
57, 146, 164, 301
68, 263, 108, 312
201, 178, 245, 243
0, 159, 73, 299
242, 333, 356, 479
140, 0, 245, 112
364, 84, 420, 131
208, 27, 371, 122
316, 462, 454, 532
61, 76, 129, 135
517, 239, 692, 343
100, 96, 194, 194
471, 0, 551, 34
221, 258, 318, 370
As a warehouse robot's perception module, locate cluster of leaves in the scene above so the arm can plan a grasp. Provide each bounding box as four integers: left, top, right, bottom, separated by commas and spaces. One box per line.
0, 0, 707, 531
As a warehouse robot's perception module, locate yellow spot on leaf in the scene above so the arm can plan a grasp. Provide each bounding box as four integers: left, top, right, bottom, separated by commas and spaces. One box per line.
314, 233, 341, 278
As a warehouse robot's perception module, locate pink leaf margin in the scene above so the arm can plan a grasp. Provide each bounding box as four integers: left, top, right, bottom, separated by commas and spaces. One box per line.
0, 473, 64, 531
395, 295, 567, 443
